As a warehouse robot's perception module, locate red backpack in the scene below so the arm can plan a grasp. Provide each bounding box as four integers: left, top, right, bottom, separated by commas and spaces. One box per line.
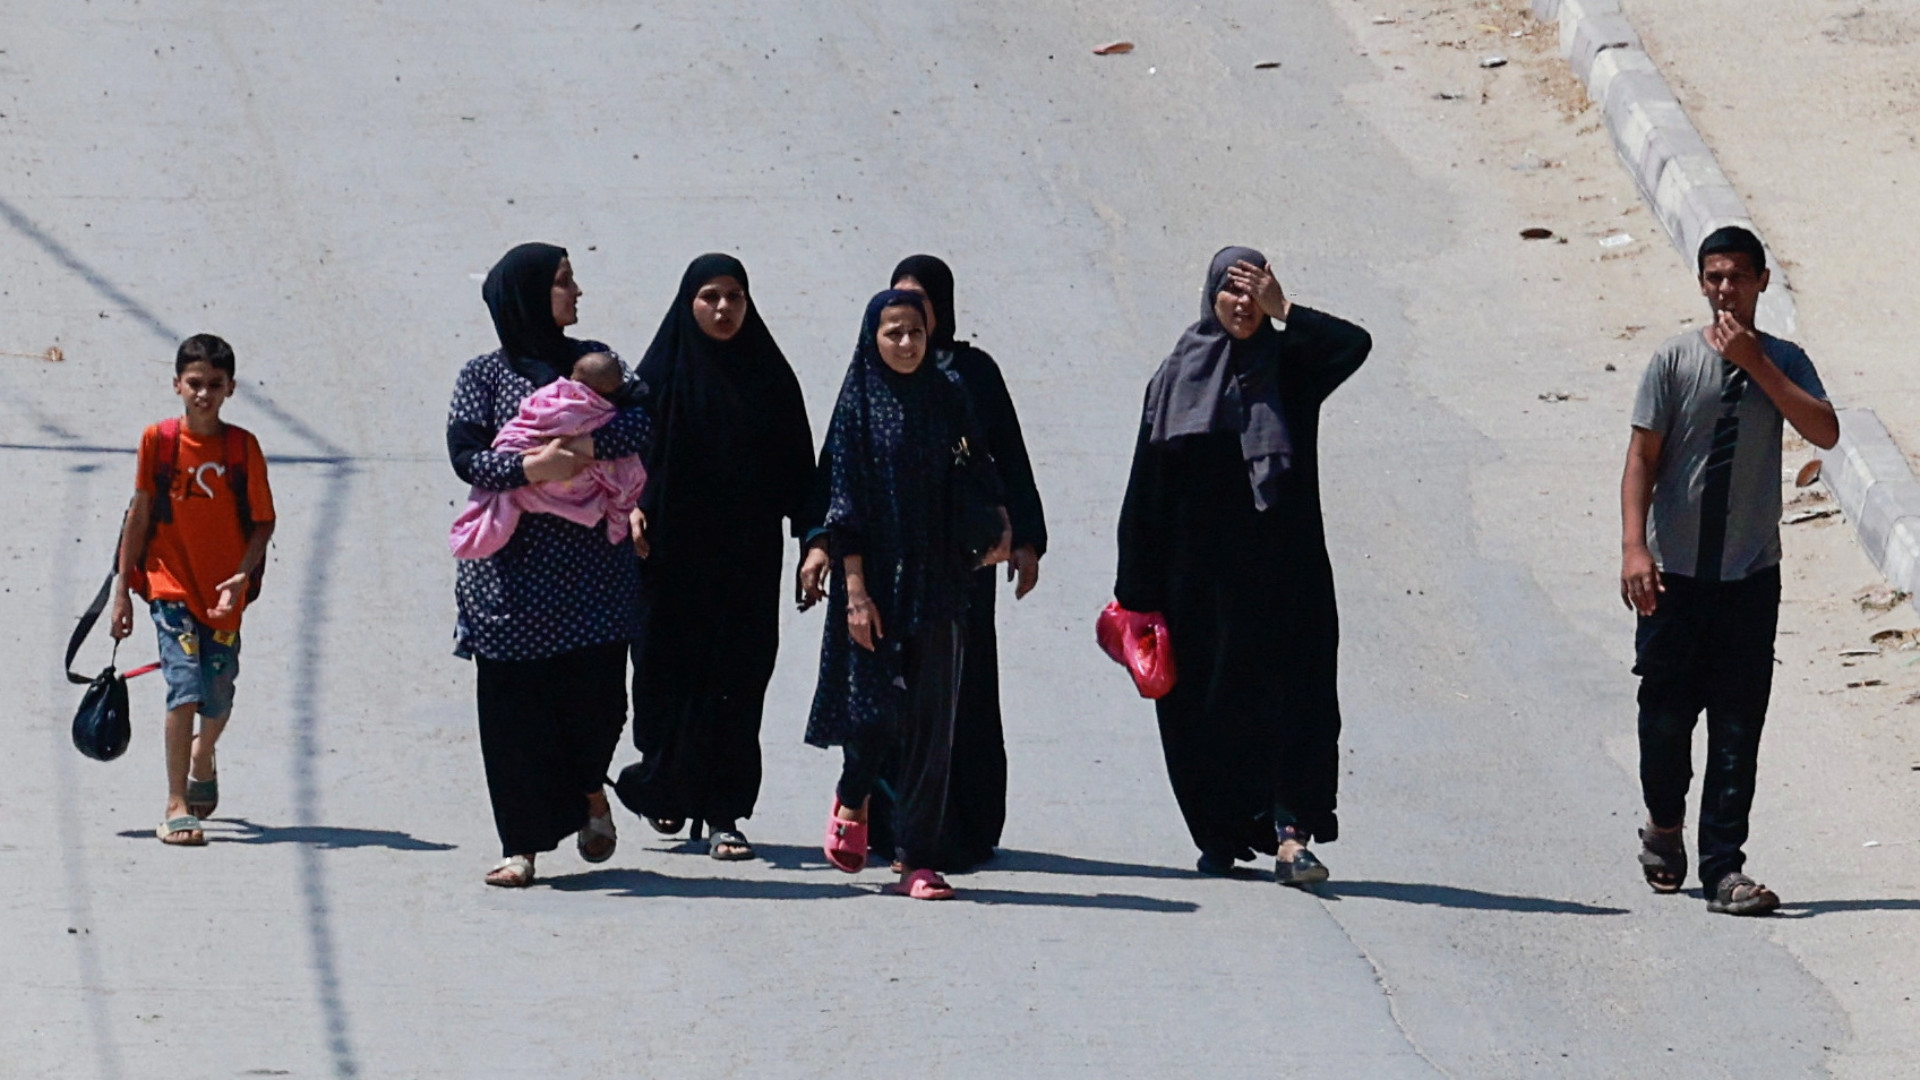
128, 417, 265, 603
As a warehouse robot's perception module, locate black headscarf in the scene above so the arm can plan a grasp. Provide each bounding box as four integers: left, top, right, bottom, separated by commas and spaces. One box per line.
890, 254, 958, 348
1143, 245, 1293, 511
634, 253, 813, 540
482, 242, 584, 385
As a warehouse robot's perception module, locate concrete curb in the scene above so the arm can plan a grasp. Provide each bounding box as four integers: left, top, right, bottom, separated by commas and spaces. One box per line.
1533, 0, 1920, 613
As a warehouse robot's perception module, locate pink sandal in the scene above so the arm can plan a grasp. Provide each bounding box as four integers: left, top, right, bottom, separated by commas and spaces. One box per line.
893, 867, 954, 901
823, 798, 867, 873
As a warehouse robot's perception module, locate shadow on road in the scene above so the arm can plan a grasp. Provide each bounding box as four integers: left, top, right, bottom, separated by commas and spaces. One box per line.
985, 849, 1195, 880
1774, 898, 1920, 918
114, 819, 456, 851
542, 867, 866, 900
1316, 880, 1629, 915
955, 889, 1199, 913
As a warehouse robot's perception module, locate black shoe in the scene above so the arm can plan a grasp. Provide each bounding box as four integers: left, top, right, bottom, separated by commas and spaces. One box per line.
1197, 850, 1239, 876
1276, 847, 1329, 887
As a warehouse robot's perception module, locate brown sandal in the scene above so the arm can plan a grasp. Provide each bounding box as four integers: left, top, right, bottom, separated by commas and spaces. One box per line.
1707, 873, 1779, 916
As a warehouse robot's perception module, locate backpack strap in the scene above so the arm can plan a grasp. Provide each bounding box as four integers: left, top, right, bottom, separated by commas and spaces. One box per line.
150, 416, 181, 525
223, 424, 253, 527
222, 424, 266, 603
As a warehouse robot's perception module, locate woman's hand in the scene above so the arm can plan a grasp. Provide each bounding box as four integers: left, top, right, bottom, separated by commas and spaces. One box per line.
1226, 259, 1290, 321
796, 539, 830, 611
977, 508, 1013, 569
843, 555, 882, 651
522, 438, 587, 483
846, 590, 884, 651
1008, 544, 1040, 599
630, 508, 650, 559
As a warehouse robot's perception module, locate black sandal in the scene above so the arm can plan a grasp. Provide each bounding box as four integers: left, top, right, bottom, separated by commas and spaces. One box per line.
646, 817, 684, 836
1638, 826, 1686, 893
1275, 847, 1329, 888
1707, 873, 1780, 916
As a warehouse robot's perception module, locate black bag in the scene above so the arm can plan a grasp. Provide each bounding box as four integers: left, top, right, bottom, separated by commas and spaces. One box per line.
66, 569, 155, 762
939, 378, 1006, 567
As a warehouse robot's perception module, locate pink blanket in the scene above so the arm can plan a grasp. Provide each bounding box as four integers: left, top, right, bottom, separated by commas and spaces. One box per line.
449, 379, 648, 560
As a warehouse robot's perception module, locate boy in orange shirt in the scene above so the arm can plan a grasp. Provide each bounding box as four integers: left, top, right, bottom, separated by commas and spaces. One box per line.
109, 334, 276, 846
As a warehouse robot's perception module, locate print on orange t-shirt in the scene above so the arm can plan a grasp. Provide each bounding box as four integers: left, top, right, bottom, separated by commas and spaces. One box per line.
133, 421, 275, 633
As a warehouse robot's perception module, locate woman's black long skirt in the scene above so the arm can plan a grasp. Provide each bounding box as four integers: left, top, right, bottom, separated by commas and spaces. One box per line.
475, 640, 628, 857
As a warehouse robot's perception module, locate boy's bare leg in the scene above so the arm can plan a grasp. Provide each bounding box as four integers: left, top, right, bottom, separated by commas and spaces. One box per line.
190, 715, 228, 782
163, 704, 203, 840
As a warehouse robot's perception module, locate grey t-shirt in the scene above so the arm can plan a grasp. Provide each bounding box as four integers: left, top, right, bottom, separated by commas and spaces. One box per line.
1631, 329, 1826, 581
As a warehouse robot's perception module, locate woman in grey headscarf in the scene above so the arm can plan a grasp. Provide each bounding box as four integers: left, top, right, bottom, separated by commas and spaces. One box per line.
1113, 246, 1371, 885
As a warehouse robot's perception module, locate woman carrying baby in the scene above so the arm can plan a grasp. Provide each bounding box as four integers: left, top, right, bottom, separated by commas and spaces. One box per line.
447, 242, 652, 888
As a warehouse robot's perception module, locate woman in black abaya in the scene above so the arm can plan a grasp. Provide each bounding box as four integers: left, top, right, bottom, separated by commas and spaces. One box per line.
1114, 246, 1370, 884
616, 254, 814, 861
885, 255, 1046, 869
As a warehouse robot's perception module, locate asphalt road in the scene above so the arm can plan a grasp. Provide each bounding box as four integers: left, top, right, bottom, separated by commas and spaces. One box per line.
2, 2, 1848, 1077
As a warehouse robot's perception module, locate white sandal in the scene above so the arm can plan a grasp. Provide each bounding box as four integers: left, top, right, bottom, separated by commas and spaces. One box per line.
486, 854, 535, 888
577, 813, 617, 864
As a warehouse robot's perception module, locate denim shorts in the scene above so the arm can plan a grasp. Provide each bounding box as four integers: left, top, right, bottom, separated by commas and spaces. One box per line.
150, 600, 242, 720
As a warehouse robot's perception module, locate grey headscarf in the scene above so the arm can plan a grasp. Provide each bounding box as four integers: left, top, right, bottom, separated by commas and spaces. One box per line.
1143, 245, 1293, 510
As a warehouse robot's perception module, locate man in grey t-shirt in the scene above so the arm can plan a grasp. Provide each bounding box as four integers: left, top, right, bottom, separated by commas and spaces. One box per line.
1618, 226, 1837, 916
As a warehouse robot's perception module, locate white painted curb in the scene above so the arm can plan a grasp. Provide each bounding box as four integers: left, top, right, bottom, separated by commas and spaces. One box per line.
1534, 0, 1920, 612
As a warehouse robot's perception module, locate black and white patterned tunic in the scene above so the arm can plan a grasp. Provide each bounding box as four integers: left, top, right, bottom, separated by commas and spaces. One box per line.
448, 348, 651, 661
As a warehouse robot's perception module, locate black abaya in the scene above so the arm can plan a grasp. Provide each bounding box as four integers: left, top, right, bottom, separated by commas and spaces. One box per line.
620, 255, 814, 827
1115, 304, 1370, 856
882, 255, 1047, 870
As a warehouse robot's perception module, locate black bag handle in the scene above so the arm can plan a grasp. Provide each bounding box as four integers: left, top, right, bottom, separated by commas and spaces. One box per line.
66, 568, 119, 686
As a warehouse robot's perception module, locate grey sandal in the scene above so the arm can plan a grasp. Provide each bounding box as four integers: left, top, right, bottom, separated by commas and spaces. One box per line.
577, 813, 617, 864
186, 777, 219, 820
708, 829, 754, 861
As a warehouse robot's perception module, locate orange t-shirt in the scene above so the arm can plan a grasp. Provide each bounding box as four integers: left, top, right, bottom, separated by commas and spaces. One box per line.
134, 420, 275, 632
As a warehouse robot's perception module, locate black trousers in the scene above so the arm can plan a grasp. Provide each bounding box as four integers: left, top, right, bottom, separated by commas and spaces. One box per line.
837, 619, 963, 870
1634, 566, 1779, 892
475, 640, 628, 858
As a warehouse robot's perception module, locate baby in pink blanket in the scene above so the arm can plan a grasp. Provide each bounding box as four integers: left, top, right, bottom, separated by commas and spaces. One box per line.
449, 352, 648, 560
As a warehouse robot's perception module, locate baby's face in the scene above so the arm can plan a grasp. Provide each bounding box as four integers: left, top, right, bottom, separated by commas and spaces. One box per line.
571, 353, 623, 398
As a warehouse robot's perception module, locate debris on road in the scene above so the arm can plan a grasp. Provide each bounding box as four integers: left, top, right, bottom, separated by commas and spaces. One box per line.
1537, 390, 1585, 403
1479, 55, 1508, 69
1839, 647, 1881, 658
1, 346, 62, 362
1254, 61, 1281, 70
1869, 628, 1918, 648
1520, 226, 1554, 240
1795, 459, 1823, 487
1092, 41, 1134, 55
1846, 678, 1886, 688
1433, 90, 1466, 100
1371, 15, 1398, 24
1784, 507, 1840, 524
1855, 585, 1911, 613
1598, 232, 1635, 248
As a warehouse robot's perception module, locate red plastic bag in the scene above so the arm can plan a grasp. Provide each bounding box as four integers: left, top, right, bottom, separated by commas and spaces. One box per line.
1095, 601, 1177, 699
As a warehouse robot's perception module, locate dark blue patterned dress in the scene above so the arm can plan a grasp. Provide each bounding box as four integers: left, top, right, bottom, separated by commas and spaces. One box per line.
449, 347, 650, 661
